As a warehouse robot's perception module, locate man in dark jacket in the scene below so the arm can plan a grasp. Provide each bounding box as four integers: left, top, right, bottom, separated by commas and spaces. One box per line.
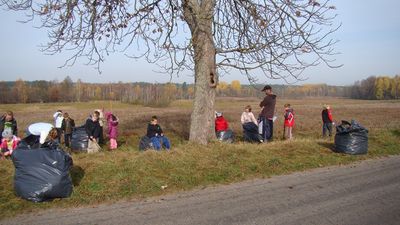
259, 85, 277, 142
0, 111, 18, 139
85, 111, 101, 153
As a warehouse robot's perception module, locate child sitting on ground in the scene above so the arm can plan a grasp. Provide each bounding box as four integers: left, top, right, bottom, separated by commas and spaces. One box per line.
241, 105, 263, 143
215, 112, 234, 142
1, 129, 20, 159
146, 116, 171, 150
283, 104, 295, 140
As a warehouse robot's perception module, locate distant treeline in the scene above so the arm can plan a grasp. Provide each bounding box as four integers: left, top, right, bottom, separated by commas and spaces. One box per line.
349, 75, 400, 100
0, 75, 398, 104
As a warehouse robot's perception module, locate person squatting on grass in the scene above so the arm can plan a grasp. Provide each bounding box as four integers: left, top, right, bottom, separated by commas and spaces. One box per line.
283, 104, 295, 140
1, 129, 20, 160
259, 85, 277, 142
241, 105, 263, 143
106, 112, 119, 150
146, 116, 170, 150
53, 110, 63, 143
61, 112, 75, 148
43, 127, 61, 149
0, 111, 18, 140
215, 112, 230, 140
85, 111, 102, 153
322, 104, 334, 137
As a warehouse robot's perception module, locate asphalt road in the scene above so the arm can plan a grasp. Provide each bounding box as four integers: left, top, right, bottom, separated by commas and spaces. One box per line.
2, 155, 400, 225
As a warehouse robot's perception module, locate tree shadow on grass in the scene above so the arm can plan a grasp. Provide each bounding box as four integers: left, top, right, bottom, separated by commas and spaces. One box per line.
70, 166, 85, 187
391, 129, 400, 137
317, 141, 336, 153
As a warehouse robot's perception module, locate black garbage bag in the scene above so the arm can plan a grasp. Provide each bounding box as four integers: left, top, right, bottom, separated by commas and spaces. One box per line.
139, 136, 152, 151
242, 122, 262, 143
12, 146, 73, 202
71, 126, 88, 152
334, 120, 368, 155
17, 134, 40, 149
216, 129, 234, 143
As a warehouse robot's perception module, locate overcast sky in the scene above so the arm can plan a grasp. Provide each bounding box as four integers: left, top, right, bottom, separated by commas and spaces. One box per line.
0, 0, 399, 85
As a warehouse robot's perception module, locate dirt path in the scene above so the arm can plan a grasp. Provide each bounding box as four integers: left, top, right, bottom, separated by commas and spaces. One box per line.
2, 156, 400, 225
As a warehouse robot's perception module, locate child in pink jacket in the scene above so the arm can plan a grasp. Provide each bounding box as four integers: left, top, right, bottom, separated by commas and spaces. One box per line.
1, 130, 20, 159
106, 113, 119, 150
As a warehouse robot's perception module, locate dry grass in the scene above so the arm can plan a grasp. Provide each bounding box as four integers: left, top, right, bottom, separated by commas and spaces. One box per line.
0, 97, 399, 218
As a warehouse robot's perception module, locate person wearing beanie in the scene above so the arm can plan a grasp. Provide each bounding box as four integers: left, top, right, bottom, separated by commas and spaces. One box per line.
1, 129, 20, 159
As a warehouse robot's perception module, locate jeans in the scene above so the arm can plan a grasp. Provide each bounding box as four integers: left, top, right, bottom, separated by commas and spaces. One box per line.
64, 133, 72, 147
323, 122, 333, 136
150, 136, 171, 150
260, 117, 273, 141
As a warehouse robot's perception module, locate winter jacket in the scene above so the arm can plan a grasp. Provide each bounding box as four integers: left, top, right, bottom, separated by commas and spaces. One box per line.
147, 123, 163, 138
0, 117, 18, 139
322, 109, 333, 123
284, 108, 295, 127
215, 116, 229, 132
107, 118, 119, 139
259, 94, 277, 119
1, 136, 20, 154
85, 118, 101, 139
61, 118, 75, 134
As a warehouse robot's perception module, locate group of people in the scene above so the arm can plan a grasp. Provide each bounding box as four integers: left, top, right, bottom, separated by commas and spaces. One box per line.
78, 109, 120, 153
214, 85, 335, 143
1, 84, 336, 158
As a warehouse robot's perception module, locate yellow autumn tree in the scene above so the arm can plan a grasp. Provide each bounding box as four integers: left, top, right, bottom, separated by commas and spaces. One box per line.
230, 80, 241, 96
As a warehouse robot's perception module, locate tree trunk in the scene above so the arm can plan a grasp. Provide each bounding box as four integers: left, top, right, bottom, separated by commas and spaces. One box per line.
183, 0, 217, 144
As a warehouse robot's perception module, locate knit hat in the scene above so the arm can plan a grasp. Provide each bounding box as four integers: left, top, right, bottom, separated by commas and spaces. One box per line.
2, 129, 13, 138
215, 112, 223, 117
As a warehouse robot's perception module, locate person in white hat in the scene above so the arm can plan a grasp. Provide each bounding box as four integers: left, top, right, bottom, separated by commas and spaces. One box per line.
1, 129, 21, 159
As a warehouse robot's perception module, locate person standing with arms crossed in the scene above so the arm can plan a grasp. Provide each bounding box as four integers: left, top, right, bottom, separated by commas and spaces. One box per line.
259, 85, 277, 142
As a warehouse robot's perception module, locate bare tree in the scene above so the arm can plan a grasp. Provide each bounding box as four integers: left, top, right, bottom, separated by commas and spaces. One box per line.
1, 0, 340, 144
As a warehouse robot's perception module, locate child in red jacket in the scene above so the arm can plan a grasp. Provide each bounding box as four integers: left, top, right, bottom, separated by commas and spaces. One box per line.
283, 104, 294, 140
215, 112, 229, 132
215, 112, 231, 141
322, 104, 334, 137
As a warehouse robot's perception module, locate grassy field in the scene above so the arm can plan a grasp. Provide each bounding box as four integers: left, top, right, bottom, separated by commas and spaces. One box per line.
0, 97, 399, 218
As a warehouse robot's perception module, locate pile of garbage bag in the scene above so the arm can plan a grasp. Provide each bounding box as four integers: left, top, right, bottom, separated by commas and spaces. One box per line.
12, 143, 73, 202
71, 126, 89, 152
334, 120, 369, 155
